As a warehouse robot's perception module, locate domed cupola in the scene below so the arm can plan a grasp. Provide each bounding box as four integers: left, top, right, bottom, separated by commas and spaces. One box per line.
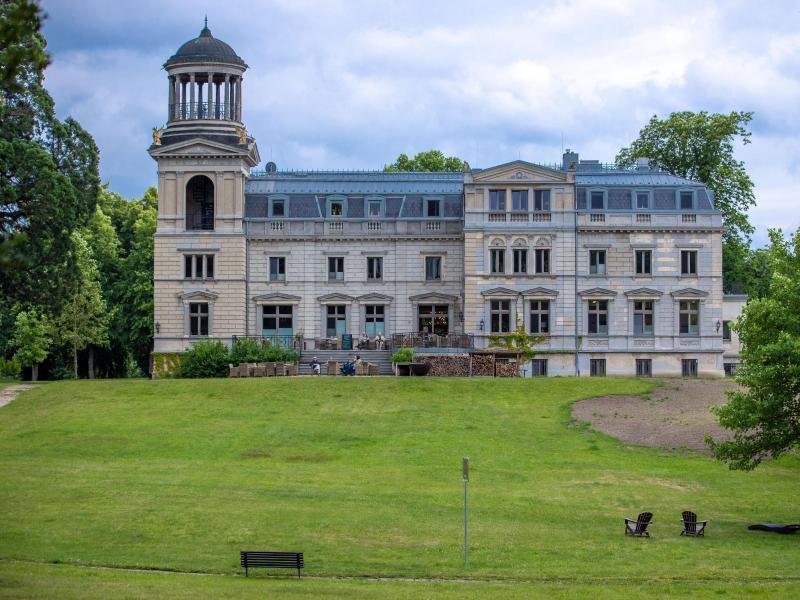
165, 22, 246, 68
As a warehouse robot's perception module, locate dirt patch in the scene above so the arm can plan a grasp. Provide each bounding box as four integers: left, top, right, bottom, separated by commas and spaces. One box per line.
0, 384, 36, 409
572, 379, 737, 454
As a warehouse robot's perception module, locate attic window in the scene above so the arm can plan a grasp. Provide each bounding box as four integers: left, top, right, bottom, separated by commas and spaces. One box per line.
330, 201, 343, 217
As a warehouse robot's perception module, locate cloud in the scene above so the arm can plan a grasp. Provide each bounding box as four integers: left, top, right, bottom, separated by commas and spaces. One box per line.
39, 0, 800, 244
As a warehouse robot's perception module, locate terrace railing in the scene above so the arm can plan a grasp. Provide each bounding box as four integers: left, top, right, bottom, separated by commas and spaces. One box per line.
392, 332, 474, 350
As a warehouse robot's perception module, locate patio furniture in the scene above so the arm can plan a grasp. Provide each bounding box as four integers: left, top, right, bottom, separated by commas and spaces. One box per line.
680, 511, 708, 537
624, 512, 653, 537
228, 364, 240, 377
327, 360, 339, 375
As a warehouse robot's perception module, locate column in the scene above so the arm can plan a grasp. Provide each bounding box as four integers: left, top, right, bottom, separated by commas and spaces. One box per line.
215, 81, 221, 119
224, 75, 231, 120
197, 80, 203, 118
207, 73, 213, 119
236, 77, 242, 121
189, 74, 196, 119
173, 77, 180, 120
167, 76, 174, 121
180, 79, 187, 119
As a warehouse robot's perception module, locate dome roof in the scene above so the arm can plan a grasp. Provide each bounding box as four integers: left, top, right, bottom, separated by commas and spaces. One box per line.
165, 24, 246, 68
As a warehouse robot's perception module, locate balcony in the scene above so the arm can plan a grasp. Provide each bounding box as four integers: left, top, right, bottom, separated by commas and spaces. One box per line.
466, 210, 557, 228
578, 212, 722, 229
392, 332, 474, 350
245, 219, 463, 237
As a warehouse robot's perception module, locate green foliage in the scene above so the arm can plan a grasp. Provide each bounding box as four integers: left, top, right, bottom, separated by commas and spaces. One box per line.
10, 309, 49, 379
722, 236, 772, 297
384, 149, 464, 172
390, 347, 414, 363
0, 356, 21, 378
488, 321, 545, 362
0, 0, 49, 95
179, 340, 230, 378
151, 352, 183, 379
617, 111, 756, 278
229, 338, 298, 364
709, 228, 800, 470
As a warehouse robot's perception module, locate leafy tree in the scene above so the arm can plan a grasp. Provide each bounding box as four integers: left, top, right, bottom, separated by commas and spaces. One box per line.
53, 232, 111, 378
708, 228, 800, 470
488, 319, 546, 364
0, 0, 48, 94
722, 236, 772, 298
10, 309, 50, 381
385, 149, 464, 172
180, 340, 230, 378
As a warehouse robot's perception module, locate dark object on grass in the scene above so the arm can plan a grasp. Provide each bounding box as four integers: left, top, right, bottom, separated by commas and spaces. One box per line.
680, 511, 708, 536
340, 361, 356, 376
240, 550, 304, 578
410, 362, 431, 376
747, 523, 800, 534
624, 512, 653, 537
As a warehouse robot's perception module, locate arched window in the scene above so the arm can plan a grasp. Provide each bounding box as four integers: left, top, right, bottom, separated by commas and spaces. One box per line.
186, 175, 214, 230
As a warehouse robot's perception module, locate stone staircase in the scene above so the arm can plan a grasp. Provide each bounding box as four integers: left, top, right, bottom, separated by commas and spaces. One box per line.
298, 349, 394, 375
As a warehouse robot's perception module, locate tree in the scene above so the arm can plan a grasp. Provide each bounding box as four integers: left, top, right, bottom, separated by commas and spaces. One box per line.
10, 309, 50, 381
707, 228, 800, 470
488, 319, 546, 367
616, 112, 756, 275
385, 149, 464, 172
53, 232, 111, 378
0, 0, 48, 94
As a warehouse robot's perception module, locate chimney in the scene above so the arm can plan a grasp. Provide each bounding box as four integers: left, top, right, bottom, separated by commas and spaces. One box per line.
635, 157, 650, 171
562, 149, 579, 171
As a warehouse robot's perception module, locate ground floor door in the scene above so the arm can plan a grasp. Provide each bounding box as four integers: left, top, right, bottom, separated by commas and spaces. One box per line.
417, 304, 449, 335
326, 305, 347, 337
262, 305, 293, 347
364, 304, 385, 337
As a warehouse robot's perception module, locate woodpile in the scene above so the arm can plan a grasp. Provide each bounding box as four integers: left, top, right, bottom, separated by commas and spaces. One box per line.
419, 354, 471, 376
495, 361, 520, 377
471, 353, 494, 376
412, 353, 519, 377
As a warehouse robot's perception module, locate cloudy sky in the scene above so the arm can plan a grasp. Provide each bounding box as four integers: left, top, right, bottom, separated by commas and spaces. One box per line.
40, 0, 799, 245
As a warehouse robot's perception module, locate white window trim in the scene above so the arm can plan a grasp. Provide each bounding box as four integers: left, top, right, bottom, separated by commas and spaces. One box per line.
634, 189, 652, 210
268, 194, 289, 218
326, 195, 347, 219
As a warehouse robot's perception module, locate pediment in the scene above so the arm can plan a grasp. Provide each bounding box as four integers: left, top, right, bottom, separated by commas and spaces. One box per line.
252, 292, 301, 303
521, 287, 559, 298
578, 287, 618, 297
149, 136, 260, 166
671, 288, 709, 299
317, 293, 355, 303
480, 287, 519, 297
472, 160, 567, 184
357, 293, 393, 304
408, 292, 458, 303
624, 287, 663, 298
178, 289, 219, 301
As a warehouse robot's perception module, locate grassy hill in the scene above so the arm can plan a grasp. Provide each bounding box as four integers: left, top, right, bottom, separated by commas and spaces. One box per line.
0, 378, 798, 598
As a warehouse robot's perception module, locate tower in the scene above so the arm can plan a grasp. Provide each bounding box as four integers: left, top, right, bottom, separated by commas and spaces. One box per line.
149, 22, 259, 355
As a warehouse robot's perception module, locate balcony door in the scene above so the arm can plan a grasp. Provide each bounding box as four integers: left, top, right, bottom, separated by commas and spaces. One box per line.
262, 305, 293, 347
326, 305, 347, 337
418, 304, 449, 335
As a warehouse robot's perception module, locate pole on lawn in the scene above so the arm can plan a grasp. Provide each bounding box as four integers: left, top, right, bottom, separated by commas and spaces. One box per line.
462, 456, 469, 567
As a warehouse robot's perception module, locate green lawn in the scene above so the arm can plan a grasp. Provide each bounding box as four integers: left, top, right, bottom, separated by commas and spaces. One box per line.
0, 378, 799, 598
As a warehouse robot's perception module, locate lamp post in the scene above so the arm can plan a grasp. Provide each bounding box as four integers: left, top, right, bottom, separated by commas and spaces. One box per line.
462, 457, 469, 567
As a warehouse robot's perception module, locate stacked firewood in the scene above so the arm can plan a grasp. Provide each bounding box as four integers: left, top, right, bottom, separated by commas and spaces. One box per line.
418, 354, 471, 376
471, 354, 495, 376
495, 361, 520, 377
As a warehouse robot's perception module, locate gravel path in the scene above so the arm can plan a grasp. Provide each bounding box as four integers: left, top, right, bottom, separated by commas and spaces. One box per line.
0, 384, 36, 409
572, 379, 737, 454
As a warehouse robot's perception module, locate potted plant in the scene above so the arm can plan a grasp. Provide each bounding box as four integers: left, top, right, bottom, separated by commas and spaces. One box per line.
391, 347, 414, 376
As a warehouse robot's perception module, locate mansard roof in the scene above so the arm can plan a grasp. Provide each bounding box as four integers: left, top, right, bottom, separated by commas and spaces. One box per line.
246, 170, 463, 195
575, 172, 703, 186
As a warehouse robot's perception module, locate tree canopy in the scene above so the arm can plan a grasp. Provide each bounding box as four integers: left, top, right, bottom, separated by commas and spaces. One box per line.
708, 227, 800, 470
384, 150, 464, 172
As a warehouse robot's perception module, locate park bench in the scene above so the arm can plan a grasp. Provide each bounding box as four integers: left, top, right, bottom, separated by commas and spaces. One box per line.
240, 550, 304, 577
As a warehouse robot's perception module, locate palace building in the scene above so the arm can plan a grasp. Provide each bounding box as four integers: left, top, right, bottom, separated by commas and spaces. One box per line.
150, 25, 729, 377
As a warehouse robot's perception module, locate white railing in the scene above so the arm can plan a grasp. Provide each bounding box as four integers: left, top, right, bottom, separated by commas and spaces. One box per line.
636, 213, 651, 223
488, 212, 507, 222
532, 212, 551, 222
590, 213, 606, 222
426, 221, 442, 231
682, 214, 697, 223
270, 221, 285, 231
328, 221, 344, 232
510, 212, 529, 222
367, 221, 382, 231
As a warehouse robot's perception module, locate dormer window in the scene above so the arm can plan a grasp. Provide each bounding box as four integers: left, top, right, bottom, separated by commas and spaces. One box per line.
368, 200, 382, 218
589, 190, 606, 210
635, 191, 650, 209
330, 201, 343, 217
679, 190, 695, 210
270, 198, 285, 217
426, 198, 441, 218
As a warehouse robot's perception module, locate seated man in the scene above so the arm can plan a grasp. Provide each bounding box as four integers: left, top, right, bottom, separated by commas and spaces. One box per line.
309, 356, 321, 375
358, 331, 369, 349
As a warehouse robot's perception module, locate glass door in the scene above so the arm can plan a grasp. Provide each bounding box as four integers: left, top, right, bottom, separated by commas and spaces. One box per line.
365, 305, 385, 337
418, 304, 449, 335
262, 305, 293, 347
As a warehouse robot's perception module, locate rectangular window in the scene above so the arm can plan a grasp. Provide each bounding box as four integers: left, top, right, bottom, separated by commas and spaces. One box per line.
679, 191, 694, 210
183, 254, 214, 279
588, 300, 608, 335
328, 256, 344, 281
529, 300, 549, 334
724, 363, 737, 377
271, 199, 285, 217
425, 256, 442, 281
262, 305, 293, 339
633, 300, 654, 335
722, 320, 731, 341
329, 201, 344, 217
531, 359, 548, 377
681, 250, 698, 275
682, 358, 698, 377
590, 191, 605, 210
513, 249, 527, 274
189, 302, 209, 336
511, 190, 528, 211
490, 300, 511, 333
679, 300, 700, 335
636, 191, 650, 209
368, 200, 382, 217
366, 256, 383, 281
426, 198, 441, 217
489, 189, 506, 211
326, 304, 346, 338
589, 250, 606, 275
534, 190, 551, 211
490, 249, 505, 274
535, 249, 550, 274
636, 359, 652, 377
590, 358, 606, 377
364, 304, 385, 337
269, 256, 286, 281
635, 250, 652, 275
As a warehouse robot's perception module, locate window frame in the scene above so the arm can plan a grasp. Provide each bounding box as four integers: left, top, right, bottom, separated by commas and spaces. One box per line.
587, 299, 609, 335
534, 248, 550, 274
634, 249, 652, 276
679, 300, 700, 336
588, 189, 607, 210
530, 359, 548, 376
529, 299, 550, 334
183, 254, 215, 280
326, 196, 347, 218
633, 300, 654, 336
268, 196, 287, 218
589, 249, 606, 275
590, 358, 606, 377
328, 256, 345, 281
489, 189, 506, 211
512, 248, 528, 274
722, 320, 732, 341
636, 358, 652, 377
365, 196, 384, 219
680, 250, 698, 276
364, 304, 385, 337
424, 255, 442, 281
366, 256, 383, 281
490, 299, 512, 333
634, 190, 651, 210
425, 196, 443, 218
511, 190, 528, 212
678, 189, 696, 210
489, 248, 506, 274
534, 189, 551, 212
188, 302, 210, 337
268, 256, 286, 282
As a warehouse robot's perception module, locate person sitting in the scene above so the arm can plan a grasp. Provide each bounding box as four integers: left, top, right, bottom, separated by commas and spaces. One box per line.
375, 333, 385, 350
309, 356, 321, 375
358, 331, 369, 349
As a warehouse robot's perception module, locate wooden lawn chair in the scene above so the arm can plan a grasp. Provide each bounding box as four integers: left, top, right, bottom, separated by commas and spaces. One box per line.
624, 512, 653, 537
680, 511, 708, 537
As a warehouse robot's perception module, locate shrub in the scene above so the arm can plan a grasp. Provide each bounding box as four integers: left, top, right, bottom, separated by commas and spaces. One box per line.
180, 340, 229, 378
229, 338, 263, 364
391, 347, 414, 363
261, 345, 298, 363
0, 357, 21, 379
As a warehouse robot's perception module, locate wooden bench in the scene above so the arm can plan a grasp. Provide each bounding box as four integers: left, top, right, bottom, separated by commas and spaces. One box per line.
240, 550, 304, 578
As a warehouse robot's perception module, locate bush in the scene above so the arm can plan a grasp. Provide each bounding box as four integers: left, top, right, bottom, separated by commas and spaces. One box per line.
229, 338, 263, 364
391, 347, 414, 363
180, 340, 230, 378
261, 345, 298, 363
0, 357, 21, 378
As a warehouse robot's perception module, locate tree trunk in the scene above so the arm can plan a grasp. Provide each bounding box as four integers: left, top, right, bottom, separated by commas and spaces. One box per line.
73, 344, 78, 379
32, 363, 38, 382
88, 346, 95, 379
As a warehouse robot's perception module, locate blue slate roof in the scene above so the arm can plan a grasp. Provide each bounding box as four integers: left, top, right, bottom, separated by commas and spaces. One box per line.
575, 172, 703, 186
246, 171, 464, 195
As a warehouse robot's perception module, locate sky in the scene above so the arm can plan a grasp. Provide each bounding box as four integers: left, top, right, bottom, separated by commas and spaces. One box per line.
39, 0, 800, 246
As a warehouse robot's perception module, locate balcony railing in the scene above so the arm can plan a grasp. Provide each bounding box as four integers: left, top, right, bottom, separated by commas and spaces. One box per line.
392, 332, 474, 350
170, 101, 232, 121
231, 335, 299, 350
